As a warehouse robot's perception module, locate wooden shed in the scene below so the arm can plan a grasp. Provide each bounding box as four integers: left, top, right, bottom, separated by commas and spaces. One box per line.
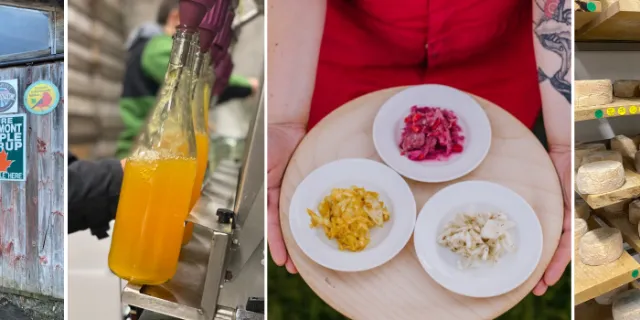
68, 0, 125, 159
0, 0, 64, 300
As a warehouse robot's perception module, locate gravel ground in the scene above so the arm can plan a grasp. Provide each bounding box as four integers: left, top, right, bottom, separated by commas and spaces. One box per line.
0, 293, 63, 320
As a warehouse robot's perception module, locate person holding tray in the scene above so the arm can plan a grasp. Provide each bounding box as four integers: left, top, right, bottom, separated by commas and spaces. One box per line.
267, 0, 571, 297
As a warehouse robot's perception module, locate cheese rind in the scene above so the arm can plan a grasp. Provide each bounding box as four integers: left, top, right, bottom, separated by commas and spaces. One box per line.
604, 200, 630, 216
596, 285, 628, 305
630, 200, 640, 224
575, 80, 613, 108
575, 199, 591, 220
582, 150, 623, 166
576, 161, 625, 194
613, 80, 640, 98
575, 218, 588, 244
579, 227, 623, 266
612, 289, 640, 320
611, 135, 638, 160
575, 143, 607, 170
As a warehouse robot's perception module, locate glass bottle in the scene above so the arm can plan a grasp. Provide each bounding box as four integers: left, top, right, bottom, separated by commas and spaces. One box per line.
108, 27, 199, 285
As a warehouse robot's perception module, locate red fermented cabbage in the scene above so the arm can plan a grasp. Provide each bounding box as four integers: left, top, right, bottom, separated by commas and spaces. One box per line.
399, 106, 465, 161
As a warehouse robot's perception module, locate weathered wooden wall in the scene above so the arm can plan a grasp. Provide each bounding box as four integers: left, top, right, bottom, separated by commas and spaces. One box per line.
69, 0, 125, 159
0, 61, 64, 299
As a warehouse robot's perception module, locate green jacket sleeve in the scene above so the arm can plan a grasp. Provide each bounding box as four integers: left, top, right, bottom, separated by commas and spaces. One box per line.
141, 35, 173, 84
228, 74, 252, 88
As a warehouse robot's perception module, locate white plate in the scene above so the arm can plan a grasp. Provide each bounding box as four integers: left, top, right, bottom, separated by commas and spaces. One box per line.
413, 180, 542, 298
373, 84, 492, 182
288, 158, 416, 272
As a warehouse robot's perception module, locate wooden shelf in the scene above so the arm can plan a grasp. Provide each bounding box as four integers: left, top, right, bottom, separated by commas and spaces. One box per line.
576, 300, 613, 320
575, 98, 640, 122
578, 161, 640, 209
576, 1, 603, 30
600, 213, 640, 253
577, 0, 640, 41
575, 239, 640, 305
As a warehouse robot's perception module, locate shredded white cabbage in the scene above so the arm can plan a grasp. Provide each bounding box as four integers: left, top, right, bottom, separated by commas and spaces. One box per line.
437, 211, 516, 269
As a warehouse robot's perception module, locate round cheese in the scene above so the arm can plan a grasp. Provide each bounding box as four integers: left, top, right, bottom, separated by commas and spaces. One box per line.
629, 200, 640, 224
613, 289, 640, 320
575, 218, 588, 244
612, 135, 638, 160
575, 199, 591, 220
604, 200, 630, 216
596, 285, 629, 305
575, 143, 607, 170
582, 150, 623, 166
579, 227, 623, 266
575, 80, 613, 108
576, 161, 625, 195
613, 80, 640, 98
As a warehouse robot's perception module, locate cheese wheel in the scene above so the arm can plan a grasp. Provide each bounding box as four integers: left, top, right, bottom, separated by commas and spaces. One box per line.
629, 200, 640, 224
575, 199, 591, 220
632, 135, 640, 148
613, 80, 640, 98
613, 289, 640, 320
579, 227, 623, 266
596, 285, 629, 305
576, 161, 625, 195
575, 218, 588, 244
575, 143, 607, 170
611, 135, 638, 160
575, 80, 613, 108
604, 200, 630, 216
582, 150, 623, 166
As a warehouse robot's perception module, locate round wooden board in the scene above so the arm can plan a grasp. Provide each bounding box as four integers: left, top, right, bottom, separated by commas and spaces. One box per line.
279, 87, 564, 319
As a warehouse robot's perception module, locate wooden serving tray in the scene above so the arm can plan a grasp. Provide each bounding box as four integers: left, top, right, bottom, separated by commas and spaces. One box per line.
279, 87, 564, 319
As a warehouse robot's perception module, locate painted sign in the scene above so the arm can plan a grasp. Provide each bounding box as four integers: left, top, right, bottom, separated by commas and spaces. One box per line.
0, 114, 26, 181
24, 80, 60, 115
0, 79, 19, 114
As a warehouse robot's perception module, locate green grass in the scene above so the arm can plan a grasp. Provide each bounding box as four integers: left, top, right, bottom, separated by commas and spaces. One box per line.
267, 255, 571, 320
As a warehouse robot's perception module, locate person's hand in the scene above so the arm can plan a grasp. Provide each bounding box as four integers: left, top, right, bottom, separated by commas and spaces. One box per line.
267, 124, 305, 274
248, 77, 260, 95
533, 145, 571, 296
120, 159, 126, 169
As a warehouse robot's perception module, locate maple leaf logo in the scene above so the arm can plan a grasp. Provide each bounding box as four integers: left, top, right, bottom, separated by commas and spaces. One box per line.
0, 150, 14, 172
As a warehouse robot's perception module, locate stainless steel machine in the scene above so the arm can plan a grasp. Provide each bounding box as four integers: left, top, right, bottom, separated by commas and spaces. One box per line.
123, 4, 265, 316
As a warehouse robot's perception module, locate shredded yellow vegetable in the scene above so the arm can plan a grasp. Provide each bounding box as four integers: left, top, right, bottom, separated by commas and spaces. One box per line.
307, 186, 390, 252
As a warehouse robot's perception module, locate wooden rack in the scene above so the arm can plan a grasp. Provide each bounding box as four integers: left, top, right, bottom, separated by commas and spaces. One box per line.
575, 98, 640, 122
576, 1, 602, 30
575, 217, 640, 305
576, 0, 640, 41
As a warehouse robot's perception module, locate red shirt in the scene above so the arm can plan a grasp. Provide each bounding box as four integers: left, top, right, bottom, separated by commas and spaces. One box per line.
309, 0, 541, 130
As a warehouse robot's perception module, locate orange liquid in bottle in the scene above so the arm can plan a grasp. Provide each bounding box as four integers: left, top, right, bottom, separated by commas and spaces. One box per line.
109, 156, 197, 285
189, 133, 209, 210
182, 133, 209, 245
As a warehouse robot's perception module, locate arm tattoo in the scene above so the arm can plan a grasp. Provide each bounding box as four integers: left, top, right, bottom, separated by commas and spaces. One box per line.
534, 0, 571, 102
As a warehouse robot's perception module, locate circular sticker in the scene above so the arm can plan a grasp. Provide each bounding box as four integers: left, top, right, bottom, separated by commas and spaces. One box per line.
606, 107, 616, 116
630, 106, 638, 114
23, 80, 60, 115
595, 109, 604, 119
618, 106, 627, 115
0, 82, 17, 113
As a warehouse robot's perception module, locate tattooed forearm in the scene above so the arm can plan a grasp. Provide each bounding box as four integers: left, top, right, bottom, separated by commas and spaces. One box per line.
534, 0, 571, 102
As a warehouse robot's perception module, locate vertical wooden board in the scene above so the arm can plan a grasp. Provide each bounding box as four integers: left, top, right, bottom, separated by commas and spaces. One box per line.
32, 65, 54, 297
51, 62, 64, 298
0, 179, 16, 290
21, 64, 42, 296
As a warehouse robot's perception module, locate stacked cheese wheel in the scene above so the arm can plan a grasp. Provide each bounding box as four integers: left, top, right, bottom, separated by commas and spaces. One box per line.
575, 134, 640, 195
